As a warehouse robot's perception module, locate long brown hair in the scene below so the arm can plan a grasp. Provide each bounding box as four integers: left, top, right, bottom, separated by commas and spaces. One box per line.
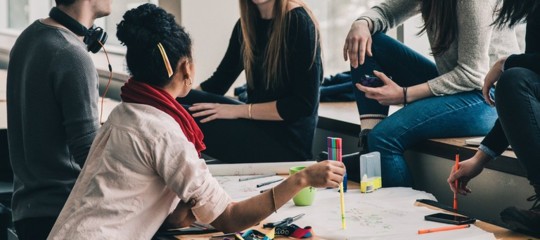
418, 0, 458, 56
239, 0, 320, 90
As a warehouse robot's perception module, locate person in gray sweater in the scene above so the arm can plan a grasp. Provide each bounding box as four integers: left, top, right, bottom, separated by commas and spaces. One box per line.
6, 0, 110, 239
343, 0, 520, 186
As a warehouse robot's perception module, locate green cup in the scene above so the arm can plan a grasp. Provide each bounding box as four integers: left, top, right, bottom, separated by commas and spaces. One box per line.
289, 166, 316, 206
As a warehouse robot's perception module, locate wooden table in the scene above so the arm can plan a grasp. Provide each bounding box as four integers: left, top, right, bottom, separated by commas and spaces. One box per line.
157, 180, 538, 240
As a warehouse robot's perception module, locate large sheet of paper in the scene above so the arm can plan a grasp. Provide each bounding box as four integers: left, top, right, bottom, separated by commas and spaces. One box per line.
208, 161, 317, 176
215, 174, 495, 240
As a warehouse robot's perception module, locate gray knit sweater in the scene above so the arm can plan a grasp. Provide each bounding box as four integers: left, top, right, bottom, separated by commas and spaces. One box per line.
361, 0, 521, 95
7, 20, 99, 221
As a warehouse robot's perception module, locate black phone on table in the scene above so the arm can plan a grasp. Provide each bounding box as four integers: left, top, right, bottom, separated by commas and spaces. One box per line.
424, 213, 476, 225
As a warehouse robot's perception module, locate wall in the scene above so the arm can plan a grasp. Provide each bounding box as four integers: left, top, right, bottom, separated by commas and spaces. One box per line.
180, 0, 242, 90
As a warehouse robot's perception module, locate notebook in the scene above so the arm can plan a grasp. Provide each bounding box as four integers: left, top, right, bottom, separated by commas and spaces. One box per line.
465, 137, 512, 149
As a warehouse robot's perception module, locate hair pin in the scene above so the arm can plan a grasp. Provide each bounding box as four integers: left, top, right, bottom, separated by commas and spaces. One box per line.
157, 42, 173, 78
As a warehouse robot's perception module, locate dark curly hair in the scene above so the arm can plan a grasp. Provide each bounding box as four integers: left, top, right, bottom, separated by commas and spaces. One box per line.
117, 3, 192, 87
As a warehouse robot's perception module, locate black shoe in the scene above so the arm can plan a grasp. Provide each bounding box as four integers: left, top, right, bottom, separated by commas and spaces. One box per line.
358, 129, 371, 155
500, 194, 540, 237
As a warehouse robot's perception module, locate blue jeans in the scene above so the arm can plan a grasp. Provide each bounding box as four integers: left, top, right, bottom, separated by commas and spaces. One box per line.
351, 33, 498, 187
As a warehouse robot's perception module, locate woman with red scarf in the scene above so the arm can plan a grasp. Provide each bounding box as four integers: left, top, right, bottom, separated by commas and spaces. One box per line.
47, 4, 344, 240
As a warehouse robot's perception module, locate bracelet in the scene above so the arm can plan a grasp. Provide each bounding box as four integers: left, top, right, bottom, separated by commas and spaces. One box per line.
271, 187, 277, 213
402, 87, 408, 106
248, 103, 253, 119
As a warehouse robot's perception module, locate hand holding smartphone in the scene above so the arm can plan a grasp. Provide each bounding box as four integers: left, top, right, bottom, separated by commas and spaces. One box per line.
359, 74, 384, 88
425, 213, 476, 225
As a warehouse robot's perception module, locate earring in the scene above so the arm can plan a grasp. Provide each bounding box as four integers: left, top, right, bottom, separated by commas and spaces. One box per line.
185, 77, 192, 86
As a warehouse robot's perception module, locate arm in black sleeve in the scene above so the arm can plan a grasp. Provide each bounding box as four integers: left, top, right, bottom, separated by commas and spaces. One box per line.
480, 119, 509, 157
504, 53, 540, 75
276, 11, 322, 122
199, 20, 244, 95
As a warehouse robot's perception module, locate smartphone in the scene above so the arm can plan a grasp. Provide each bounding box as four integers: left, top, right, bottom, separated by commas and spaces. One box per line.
425, 213, 476, 225
359, 74, 384, 88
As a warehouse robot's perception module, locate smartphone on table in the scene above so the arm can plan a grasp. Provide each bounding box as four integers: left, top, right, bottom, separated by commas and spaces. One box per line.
424, 213, 476, 225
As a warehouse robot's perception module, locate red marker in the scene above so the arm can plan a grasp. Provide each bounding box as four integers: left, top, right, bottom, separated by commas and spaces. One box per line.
453, 152, 460, 211
418, 224, 470, 234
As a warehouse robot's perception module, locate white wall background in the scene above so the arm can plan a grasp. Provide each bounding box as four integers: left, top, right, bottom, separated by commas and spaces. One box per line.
180, 0, 241, 88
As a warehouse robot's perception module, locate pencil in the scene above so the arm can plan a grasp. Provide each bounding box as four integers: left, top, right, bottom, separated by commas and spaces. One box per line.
454, 151, 459, 211
239, 174, 276, 182
339, 182, 346, 229
256, 178, 283, 188
418, 224, 470, 234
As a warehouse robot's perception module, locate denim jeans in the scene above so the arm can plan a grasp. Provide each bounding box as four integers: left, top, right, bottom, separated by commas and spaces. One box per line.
496, 67, 540, 185
351, 33, 498, 187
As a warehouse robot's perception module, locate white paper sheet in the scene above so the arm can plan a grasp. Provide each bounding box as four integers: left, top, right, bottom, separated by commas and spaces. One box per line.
216, 175, 285, 200
215, 176, 496, 240
208, 161, 317, 176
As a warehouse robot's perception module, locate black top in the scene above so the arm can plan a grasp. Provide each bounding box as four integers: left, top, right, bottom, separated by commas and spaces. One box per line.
482, 7, 540, 155
200, 7, 322, 160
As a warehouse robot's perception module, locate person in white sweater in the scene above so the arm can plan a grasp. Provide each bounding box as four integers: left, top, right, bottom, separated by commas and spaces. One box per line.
342, 0, 521, 187
48, 4, 345, 240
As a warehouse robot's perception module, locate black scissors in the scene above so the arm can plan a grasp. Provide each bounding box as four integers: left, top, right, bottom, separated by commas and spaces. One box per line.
263, 213, 305, 228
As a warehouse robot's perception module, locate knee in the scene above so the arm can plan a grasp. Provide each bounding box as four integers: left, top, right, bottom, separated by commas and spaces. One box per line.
496, 67, 537, 100
371, 32, 386, 42
367, 126, 400, 153
370, 32, 395, 52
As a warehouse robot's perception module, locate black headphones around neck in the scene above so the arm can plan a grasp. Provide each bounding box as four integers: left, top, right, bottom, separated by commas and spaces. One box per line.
49, 7, 108, 53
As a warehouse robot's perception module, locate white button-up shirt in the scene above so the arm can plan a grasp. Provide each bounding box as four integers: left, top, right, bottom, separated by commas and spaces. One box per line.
48, 103, 231, 240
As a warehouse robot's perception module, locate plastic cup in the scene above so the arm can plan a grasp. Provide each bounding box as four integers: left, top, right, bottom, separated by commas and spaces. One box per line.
289, 166, 316, 206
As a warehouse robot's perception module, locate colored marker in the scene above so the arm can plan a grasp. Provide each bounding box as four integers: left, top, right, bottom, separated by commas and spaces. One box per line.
418, 224, 470, 234
239, 174, 276, 182
328, 137, 346, 229
454, 151, 460, 212
256, 178, 283, 188
328, 137, 347, 191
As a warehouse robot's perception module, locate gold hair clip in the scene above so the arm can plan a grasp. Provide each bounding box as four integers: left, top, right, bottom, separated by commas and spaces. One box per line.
157, 42, 173, 78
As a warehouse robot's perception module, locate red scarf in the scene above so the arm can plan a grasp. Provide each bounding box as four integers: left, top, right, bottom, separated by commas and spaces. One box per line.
121, 78, 206, 156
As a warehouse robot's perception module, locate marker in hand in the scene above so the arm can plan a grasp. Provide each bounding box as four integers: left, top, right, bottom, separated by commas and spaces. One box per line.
454, 151, 460, 212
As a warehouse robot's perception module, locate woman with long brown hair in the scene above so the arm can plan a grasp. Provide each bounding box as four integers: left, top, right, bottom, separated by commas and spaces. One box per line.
179, 0, 321, 163
342, 0, 521, 186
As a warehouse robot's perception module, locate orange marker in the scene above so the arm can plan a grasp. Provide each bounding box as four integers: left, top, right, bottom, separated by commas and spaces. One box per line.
418, 224, 470, 234
454, 152, 460, 211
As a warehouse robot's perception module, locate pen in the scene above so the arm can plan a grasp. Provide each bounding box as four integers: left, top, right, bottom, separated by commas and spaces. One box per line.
454, 151, 459, 212
256, 178, 283, 188
239, 174, 276, 182
418, 224, 470, 234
